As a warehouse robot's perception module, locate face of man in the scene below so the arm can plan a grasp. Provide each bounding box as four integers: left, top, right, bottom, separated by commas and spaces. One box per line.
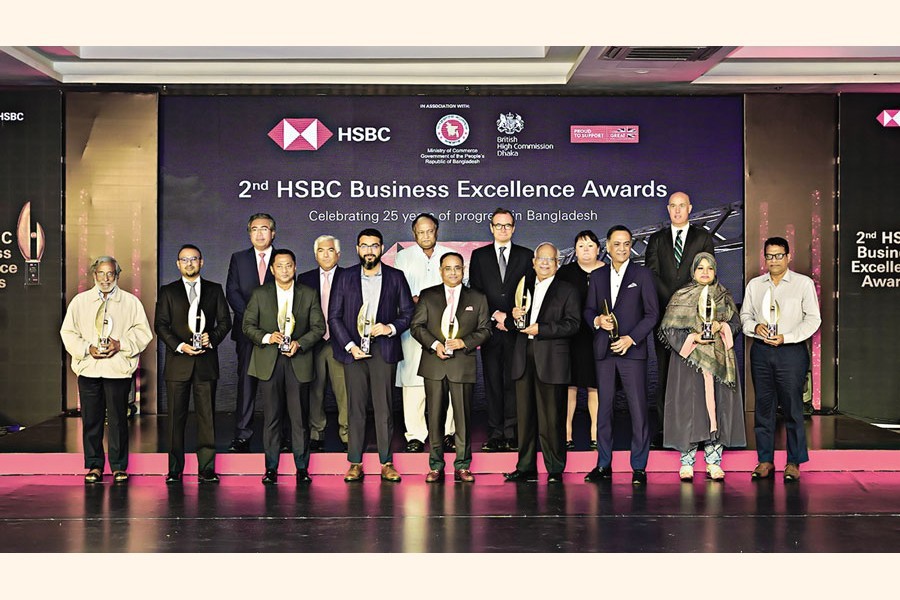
764, 244, 790, 279
357, 235, 383, 270
533, 244, 559, 282
490, 212, 515, 244
606, 230, 633, 269
249, 218, 275, 252
440, 255, 464, 287
667, 192, 692, 228
412, 217, 438, 252
315, 239, 340, 271
270, 253, 296, 287
93, 261, 118, 294
177, 248, 203, 280
693, 258, 715, 285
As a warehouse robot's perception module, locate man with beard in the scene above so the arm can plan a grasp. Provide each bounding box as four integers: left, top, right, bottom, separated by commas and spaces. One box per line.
328, 229, 415, 482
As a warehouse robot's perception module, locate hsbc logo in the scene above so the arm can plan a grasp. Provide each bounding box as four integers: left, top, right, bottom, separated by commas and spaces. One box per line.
268, 118, 391, 151
877, 110, 900, 127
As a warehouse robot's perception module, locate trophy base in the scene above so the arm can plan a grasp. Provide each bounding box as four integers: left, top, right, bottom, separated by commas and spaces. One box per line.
279, 336, 292, 353
192, 333, 204, 351
700, 322, 714, 341
443, 339, 455, 357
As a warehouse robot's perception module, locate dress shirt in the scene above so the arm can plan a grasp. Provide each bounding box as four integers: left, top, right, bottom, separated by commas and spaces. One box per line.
346, 266, 395, 352
261, 283, 295, 345
430, 283, 462, 350
528, 275, 554, 339
740, 269, 821, 344
671, 225, 689, 247
394, 243, 450, 296
610, 259, 630, 308
177, 277, 202, 353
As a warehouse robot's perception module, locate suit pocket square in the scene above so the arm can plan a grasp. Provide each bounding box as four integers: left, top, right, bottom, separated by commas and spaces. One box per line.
627, 282, 638, 288
465, 305, 474, 311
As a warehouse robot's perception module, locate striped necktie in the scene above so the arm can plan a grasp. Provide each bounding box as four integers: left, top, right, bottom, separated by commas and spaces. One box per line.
674, 229, 683, 267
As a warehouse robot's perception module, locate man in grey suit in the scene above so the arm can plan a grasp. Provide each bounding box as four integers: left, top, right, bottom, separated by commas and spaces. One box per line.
243, 249, 325, 484
411, 252, 491, 483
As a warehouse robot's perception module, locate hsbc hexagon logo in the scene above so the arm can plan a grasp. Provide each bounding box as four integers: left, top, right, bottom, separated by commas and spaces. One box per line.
268, 118, 333, 151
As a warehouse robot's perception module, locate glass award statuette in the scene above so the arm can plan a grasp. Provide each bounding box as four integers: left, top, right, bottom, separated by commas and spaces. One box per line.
188, 300, 207, 350
602, 299, 619, 343
513, 276, 532, 330
278, 309, 295, 353
357, 302, 373, 356
762, 286, 780, 338
95, 301, 113, 353
698, 285, 716, 341
441, 304, 460, 357
16, 201, 46, 286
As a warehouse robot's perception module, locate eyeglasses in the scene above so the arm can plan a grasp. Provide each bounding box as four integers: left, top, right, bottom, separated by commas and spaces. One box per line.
250, 226, 271, 234
764, 253, 787, 261
94, 272, 117, 279
535, 257, 557, 265
359, 244, 381, 252
491, 223, 514, 231
178, 257, 200, 264
441, 266, 463, 272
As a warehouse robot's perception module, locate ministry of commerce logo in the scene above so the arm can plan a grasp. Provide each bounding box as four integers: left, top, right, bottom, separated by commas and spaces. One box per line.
436, 114, 470, 146
497, 112, 524, 134
268, 118, 333, 151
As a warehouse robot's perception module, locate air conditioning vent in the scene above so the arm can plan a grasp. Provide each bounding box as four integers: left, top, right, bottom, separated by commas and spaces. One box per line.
601, 47, 722, 62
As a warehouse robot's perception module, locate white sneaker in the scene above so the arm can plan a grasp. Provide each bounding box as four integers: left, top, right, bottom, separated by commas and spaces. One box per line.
706, 464, 725, 481
679, 465, 694, 481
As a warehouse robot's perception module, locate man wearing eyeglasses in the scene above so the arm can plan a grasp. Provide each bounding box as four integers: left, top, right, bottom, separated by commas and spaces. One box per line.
740, 237, 820, 482
155, 244, 231, 484
469, 207, 532, 452
225, 213, 277, 453
328, 229, 415, 482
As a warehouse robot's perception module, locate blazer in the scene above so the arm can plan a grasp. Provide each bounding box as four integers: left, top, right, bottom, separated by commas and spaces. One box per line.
155, 278, 232, 382
327, 263, 415, 365
645, 224, 715, 312
505, 275, 581, 384
468, 242, 533, 317
298, 265, 344, 351
226, 247, 276, 342
241, 282, 325, 383
584, 262, 659, 361
410, 284, 491, 384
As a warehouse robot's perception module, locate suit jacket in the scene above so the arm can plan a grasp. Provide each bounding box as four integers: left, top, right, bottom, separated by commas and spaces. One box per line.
506, 275, 581, 384
298, 265, 344, 351
468, 242, 533, 317
410, 284, 491, 384
155, 278, 232, 382
645, 224, 715, 313
226, 247, 276, 341
584, 262, 659, 361
242, 282, 325, 382
327, 263, 415, 365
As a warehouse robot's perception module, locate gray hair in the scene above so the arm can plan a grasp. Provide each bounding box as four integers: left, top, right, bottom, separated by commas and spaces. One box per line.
533, 242, 559, 258
90, 256, 121, 277
313, 235, 341, 254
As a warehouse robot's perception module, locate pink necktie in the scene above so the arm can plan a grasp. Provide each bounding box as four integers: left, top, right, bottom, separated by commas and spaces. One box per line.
322, 271, 331, 340
447, 286, 455, 312
257, 252, 266, 285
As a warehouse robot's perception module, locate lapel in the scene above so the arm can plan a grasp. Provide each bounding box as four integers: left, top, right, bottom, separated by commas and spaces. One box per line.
616, 263, 639, 310
534, 277, 556, 321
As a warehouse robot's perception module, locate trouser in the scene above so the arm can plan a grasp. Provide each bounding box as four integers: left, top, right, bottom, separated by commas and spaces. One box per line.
309, 342, 349, 443
595, 357, 650, 470
423, 377, 472, 470
79, 376, 132, 472
751, 340, 810, 465
259, 354, 311, 471
167, 378, 216, 474
234, 335, 259, 440
345, 345, 396, 464
403, 385, 455, 443
514, 341, 566, 474
479, 331, 517, 441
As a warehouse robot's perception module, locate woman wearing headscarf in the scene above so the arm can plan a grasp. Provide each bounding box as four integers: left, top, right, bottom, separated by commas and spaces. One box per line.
659, 252, 745, 481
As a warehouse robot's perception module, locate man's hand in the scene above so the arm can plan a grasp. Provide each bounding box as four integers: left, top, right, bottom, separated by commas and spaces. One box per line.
371, 323, 390, 337
350, 346, 370, 360
435, 342, 449, 360
610, 335, 634, 355
521, 323, 539, 336
596, 314, 614, 332
282, 340, 300, 357
493, 311, 508, 332
444, 338, 466, 351
180, 343, 205, 356
200, 332, 211, 348
270, 331, 285, 345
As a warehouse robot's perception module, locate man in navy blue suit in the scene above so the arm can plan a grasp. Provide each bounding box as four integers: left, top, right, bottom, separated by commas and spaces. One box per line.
583, 225, 659, 486
328, 228, 415, 483
225, 213, 277, 452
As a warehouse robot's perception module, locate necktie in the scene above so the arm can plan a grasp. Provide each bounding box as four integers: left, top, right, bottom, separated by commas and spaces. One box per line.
674, 230, 683, 267
498, 246, 507, 282
321, 271, 331, 340
187, 281, 197, 303
258, 252, 267, 285
447, 286, 455, 310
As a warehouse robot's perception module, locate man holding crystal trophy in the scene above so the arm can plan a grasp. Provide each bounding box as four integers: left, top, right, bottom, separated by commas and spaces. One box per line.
243, 249, 325, 484
60, 256, 152, 484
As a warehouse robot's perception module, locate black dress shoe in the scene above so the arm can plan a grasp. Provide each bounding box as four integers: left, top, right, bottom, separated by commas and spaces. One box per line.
584, 466, 613, 482
296, 469, 312, 483
165, 472, 182, 484
442, 435, 456, 452
309, 439, 323, 452
565, 440, 575, 450
228, 438, 250, 453
198, 470, 219, 484
262, 470, 278, 485
506, 438, 519, 451
503, 469, 539, 482
547, 472, 564, 483
481, 438, 507, 452
406, 439, 425, 453
632, 469, 647, 485
340, 441, 349, 452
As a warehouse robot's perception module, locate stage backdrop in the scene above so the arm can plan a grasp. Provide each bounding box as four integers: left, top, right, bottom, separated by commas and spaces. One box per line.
159, 95, 744, 412
0, 90, 63, 426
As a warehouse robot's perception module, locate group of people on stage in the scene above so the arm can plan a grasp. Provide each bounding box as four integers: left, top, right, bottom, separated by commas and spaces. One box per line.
59, 192, 821, 487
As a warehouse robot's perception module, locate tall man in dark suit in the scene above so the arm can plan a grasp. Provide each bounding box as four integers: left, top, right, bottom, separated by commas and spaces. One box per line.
155, 244, 232, 484
503, 243, 581, 484
468, 207, 532, 451
645, 192, 715, 445
226, 213, 277, 453
411, 252, 491, 483
242, 249, 325, 484
328, 229, 415, 483
584, 226, 659, 486
298, 235, 349, 451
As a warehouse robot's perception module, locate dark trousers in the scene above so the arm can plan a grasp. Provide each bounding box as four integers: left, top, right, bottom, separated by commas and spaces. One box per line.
167, 378, 216, 474
750, 340, 810, 465
424, 377, 473, 471
514, 341, 567, 474
480, 330, 518, 441
309, 342, 349, 443
259, 354, 311, 471
234, 335, 259, 440
653, 328, 671, 436
345, 344, 396, 464
595, 357, 650, 470
78, 376, 132, 472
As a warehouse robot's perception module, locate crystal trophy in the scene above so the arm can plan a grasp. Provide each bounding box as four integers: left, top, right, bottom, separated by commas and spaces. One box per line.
761, 287, 780, 338
440, 303, 460, 357
698, 285, 716, 341
188, 299, 207, 350
95, 301, 113, 353
513, 276, 532, 330
357, 302, 373, 356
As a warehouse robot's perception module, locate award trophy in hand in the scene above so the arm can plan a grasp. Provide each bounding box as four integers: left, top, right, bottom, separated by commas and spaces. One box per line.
762, 287, 780, 338
357, 302, 373, 356
602, 299, 620, 343
441, 304, 459, 357
698, 285, 716, 341
278, 310, 295, 353
95, 302, 113, 354
513, 276, 532, 330
188, 299, 207, 351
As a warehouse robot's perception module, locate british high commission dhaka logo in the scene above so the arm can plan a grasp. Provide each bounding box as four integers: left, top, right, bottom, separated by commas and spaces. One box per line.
497, 113, 524, 134
436, 114, 470, 146
268, 118, 334, 150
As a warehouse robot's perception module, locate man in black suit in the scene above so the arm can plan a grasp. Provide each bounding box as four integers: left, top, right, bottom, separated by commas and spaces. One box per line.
468, 207, 532, 451
297, 235, 349, 452
155, 244, 232, 483
503, 243, 581, 484
243, 249, 326, 484
411, 252, 491, 483
226, 213, 277, 452
645, 192, 715, 445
